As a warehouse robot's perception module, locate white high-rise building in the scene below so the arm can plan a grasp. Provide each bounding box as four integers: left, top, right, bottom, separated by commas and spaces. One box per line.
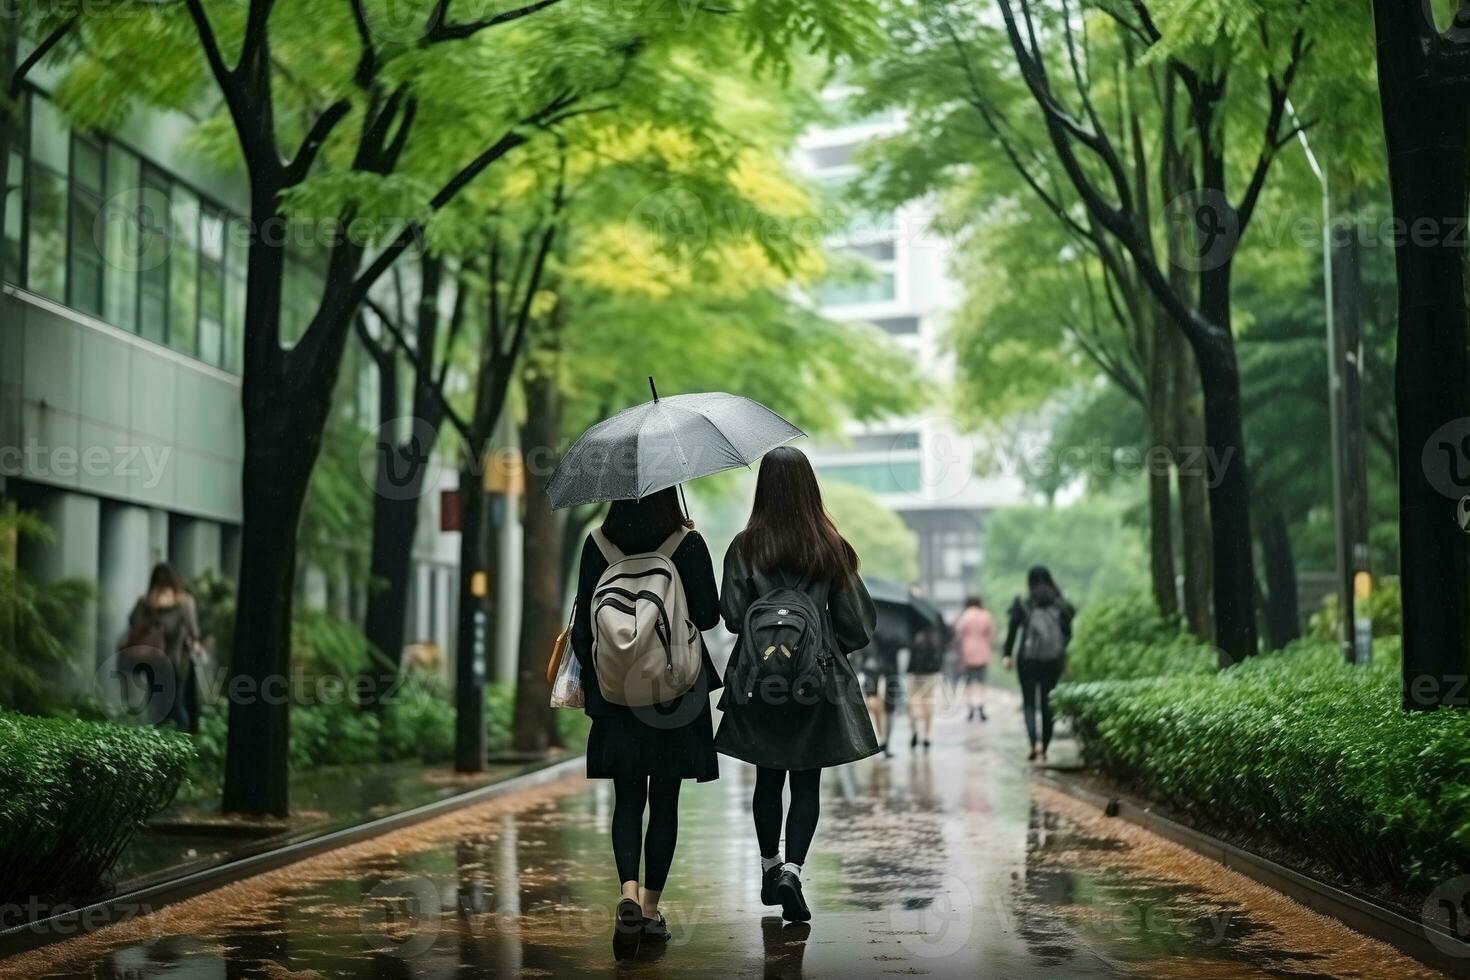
798, 91, 1025, 615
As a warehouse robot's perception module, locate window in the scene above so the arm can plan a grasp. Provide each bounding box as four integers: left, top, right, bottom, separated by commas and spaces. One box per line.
819, 460, 922, 495
870, 316, 918, 335
102, 143, 141, 331
169, 186, 200, 356
26, 96, 67, 301
67, 136, 106, 316
815, 271, 895, 307
2, 94, 27, 284
224, 217, 247, 373
806, 142, 855, 170
137, 168, 171, 343
198, 208, 225, 365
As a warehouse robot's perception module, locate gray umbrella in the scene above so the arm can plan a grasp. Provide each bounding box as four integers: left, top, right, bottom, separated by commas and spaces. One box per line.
545, 384, 804, 510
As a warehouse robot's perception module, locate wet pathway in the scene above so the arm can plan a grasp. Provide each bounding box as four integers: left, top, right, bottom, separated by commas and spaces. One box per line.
1, 695, 1444, 979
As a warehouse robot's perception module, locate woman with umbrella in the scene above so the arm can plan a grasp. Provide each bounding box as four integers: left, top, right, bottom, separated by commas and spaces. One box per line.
548, 382, 803, 961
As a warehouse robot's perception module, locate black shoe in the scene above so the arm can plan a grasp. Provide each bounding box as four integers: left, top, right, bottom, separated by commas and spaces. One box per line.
761, 863, 782, 905
613, 897, 642, 961
978, 706, 987, 722
879, 742, 891, 758
1027, 745, 1039, 761
967, 707, 975, 721
642, 911, 670, 942
775, 869, 811, 922
923, 740, 932, 752
910, 732, 918, 750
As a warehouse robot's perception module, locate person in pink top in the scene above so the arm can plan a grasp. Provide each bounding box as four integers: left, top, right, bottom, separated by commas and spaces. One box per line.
952, 596, 994, 722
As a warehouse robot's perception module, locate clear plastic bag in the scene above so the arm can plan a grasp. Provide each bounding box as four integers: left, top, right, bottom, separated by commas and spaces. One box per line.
550, 648, 585, 709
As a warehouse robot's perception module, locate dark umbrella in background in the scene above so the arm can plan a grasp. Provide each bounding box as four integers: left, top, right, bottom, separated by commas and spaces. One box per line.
545, 378, 804, 510
865, 577, 949, 645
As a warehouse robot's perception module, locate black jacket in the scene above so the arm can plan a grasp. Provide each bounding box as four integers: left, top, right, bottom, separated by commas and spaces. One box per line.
570, 527, 723, 719
1003, 594, 1075, 663
713, 533, 880, 771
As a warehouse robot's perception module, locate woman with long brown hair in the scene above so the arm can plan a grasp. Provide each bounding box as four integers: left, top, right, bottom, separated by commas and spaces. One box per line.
716, 446, 878, 922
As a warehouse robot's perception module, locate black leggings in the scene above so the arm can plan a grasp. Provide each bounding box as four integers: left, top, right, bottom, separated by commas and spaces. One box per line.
1018, 659, 1064, 749
753, 767, 821, 866
611, 775, 682, 891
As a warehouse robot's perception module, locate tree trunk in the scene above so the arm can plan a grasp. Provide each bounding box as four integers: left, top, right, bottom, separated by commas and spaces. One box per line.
362, 258, 452, 707
1191, 117, 1257, 663
221, 186, 356, 814
220, 407, 317, 817
1147, 311, 1179, 621
1174, 339, 1214, 641
1193, 338, 1256, 663
453, 464, 489, 771
511, 363, 564, 754
1370, 4, 1470, 709
360, 492, 420, 700
1258, 507, 1300, 650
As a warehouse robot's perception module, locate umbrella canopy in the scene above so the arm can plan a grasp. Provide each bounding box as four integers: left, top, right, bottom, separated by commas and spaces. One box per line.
864, 576, 949, 645
545, 390, 803, 510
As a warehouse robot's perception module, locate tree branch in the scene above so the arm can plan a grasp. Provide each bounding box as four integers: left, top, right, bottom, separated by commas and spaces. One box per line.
424, 0, 567, 44
284, 99, 352, 185
10, 16, 77, 98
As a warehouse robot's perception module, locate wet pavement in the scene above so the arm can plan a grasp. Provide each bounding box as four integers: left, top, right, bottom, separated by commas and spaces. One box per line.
0, 693, 1445, 979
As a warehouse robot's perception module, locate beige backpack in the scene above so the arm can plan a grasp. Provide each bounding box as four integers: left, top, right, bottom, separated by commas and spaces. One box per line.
590, 527, 701, 706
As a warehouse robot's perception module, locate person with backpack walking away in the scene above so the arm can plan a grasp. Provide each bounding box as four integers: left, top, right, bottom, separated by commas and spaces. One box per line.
569, 488, 722, 961
904, 616, 945, 752
119, 563, 200, 731
1002, 566, 1073, 762
953, 596, 994, 722
716, 447, 879, 923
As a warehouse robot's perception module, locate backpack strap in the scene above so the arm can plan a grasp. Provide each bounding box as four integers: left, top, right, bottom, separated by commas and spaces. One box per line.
590, 528, 623, 563
654, 526, 689, 559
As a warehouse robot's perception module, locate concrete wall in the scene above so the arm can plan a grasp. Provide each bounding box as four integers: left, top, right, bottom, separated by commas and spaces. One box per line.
1, 288, 245, 523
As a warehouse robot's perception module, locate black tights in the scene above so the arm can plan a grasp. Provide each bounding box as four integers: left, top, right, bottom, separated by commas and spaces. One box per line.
611, 775, 682, 892
752, 767, 821, 866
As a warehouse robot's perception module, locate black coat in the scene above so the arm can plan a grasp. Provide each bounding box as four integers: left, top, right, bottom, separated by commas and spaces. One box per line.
714, 534, 880, 771
571, 527, 722, 781
1002, 594, 1075, 664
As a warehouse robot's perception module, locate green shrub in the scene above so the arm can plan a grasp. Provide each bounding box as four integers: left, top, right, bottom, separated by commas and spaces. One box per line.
1065, 592, 1214, 683
0, 509, 95, 713
1306, 577, 1402, 644
1055, 639, 1470, 889
0, 712, 191, 903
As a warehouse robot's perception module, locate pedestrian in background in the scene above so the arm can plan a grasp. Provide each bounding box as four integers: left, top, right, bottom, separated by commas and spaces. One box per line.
120, 563, 200, 731
569, 488, 722, 960
904, 614, 944, 751
953, 596, 994, 723
717, 447, 878, 923
1002, 567, 1073, 762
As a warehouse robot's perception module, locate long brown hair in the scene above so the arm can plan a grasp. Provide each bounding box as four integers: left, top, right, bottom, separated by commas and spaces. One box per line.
738, 446, 858, 582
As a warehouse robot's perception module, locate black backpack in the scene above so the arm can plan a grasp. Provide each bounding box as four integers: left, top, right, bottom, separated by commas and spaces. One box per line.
729, 586, 830, 710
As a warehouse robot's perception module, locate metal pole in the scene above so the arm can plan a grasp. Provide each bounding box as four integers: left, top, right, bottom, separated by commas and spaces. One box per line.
1291, 107, 1354, 663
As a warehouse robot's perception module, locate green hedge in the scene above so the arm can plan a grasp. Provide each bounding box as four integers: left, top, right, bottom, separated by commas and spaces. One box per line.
0, 712, 191, 904
185, 683, 591, 797
1064, 592, 1216, 683
1055, 641, 1470, 889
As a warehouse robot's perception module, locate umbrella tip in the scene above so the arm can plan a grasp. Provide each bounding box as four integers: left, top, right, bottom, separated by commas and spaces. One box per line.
648, 376, 660, 403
